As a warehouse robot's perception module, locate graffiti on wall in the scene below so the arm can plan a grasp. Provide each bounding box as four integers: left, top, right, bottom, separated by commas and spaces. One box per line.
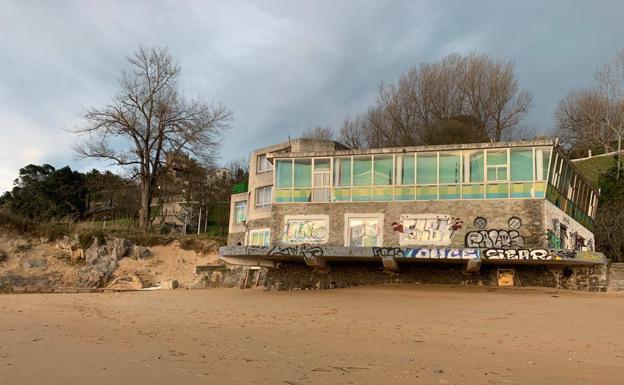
373, 247, 480, 259
282, 216, 329, 244
349, 217, 381, 247
392, 214, 463, 246
546, 217, 593, 251
465, 217, 525, 248
268, 244, 325, 260
483, 248, 576, 261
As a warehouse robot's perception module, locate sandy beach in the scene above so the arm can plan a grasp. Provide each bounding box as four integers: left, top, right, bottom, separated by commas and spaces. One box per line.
1, 285, 623, 385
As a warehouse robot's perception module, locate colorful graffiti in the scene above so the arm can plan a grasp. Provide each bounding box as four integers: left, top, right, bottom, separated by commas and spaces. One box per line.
282, 216, 328, 244
465, 217, 525, 248
349, 217, 381, 247
373, 247, 479, 259
392, 214, 463, 246
483, 248, 578, 261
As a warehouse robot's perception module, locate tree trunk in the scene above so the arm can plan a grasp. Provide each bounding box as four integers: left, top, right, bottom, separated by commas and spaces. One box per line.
140, 182, 152, 233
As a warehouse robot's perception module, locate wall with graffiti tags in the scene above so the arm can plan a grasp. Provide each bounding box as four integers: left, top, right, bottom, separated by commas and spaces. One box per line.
392, 214, 463, 246
269, 199, 546, 247
281, 215, 329, 244
544, 201, 594, 251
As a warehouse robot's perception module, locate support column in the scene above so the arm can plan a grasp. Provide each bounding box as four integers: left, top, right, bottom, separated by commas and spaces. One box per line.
382, 255, 399, 272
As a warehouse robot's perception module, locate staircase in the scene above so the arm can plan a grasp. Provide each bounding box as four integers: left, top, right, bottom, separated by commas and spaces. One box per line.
608, 263, 624, 292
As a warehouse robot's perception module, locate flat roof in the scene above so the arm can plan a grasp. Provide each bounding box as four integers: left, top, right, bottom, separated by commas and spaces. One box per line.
267, 139, 555, 159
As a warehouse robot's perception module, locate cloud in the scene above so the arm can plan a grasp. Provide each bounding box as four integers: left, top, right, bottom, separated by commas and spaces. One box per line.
1, 0, 624, 192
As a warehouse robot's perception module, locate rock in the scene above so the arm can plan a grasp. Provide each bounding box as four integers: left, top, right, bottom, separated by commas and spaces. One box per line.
0, 250, 7, 262
160, 279, 179, 290
107, 275, 144, 290
12, 243, 32, 254
131, 245, 151, 260
22, 259, 46, 269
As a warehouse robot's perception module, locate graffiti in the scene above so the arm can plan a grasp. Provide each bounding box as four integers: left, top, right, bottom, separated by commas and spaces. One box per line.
546, 217, 593, 251
373, 247, 480, 260
465, 217, 525, 248
349, 217, 381, 247
484, 248, 550, 260
392, 214, 463, 246
484, 248, 578, 261
282, 216, 328, 244
268, 244, 325, 259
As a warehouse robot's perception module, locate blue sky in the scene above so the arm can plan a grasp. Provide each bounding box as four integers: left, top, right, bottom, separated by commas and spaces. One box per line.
1, 0, 623, 192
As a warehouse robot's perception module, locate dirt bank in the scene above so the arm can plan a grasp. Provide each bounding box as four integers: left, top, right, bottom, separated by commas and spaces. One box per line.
1, 285, 623, 385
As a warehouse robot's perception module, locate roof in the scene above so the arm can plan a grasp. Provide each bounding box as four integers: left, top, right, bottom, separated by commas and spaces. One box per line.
267, 139, 555, 159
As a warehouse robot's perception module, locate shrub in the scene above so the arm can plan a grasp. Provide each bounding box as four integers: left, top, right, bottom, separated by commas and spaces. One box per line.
78, 229, 108, 249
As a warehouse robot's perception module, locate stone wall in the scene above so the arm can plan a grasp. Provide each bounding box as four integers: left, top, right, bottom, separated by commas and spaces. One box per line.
270, 199, 546, 249
262, 262, 608, 292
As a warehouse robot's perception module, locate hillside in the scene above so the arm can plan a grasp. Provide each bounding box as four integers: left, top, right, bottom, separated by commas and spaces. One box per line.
572, 153, 618, 187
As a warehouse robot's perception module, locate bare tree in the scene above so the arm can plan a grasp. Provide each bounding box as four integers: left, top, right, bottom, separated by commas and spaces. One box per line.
73, 47, 232, 231
344, 52, 532, 148
555, 49, 624, 161
301, 125, 334, 140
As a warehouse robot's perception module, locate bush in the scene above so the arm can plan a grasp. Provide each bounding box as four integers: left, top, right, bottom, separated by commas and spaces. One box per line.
0, 209, 37, 234
39, 223, 71, 242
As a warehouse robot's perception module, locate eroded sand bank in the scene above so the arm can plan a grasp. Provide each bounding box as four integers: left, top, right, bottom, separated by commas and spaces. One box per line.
1, 285, 623, 385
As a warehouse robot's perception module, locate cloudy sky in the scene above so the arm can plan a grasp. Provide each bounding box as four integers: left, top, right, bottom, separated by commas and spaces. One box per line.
1, 0, 623, 192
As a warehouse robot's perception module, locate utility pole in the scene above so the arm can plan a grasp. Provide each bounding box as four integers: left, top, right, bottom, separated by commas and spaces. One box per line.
197, 206, 202, 235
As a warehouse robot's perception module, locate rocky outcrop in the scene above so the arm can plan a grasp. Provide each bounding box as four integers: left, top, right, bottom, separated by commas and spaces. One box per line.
78, 237, 138, 288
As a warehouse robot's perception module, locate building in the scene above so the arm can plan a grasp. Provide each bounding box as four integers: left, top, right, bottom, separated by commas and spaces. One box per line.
220, 138, 608, 291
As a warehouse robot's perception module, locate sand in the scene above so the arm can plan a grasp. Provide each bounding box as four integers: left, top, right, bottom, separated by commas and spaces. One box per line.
1, 285, 623, 385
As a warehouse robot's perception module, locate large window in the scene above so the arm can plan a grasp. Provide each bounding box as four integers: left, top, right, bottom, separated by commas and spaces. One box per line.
294, 159, 312, 188
353, 156, 372, 186
395, 154, 415, 185
486, 149, 508, 181
234, 201, 247, 223
416, 153, 437, 184
275, 159, 293, 188
345, 214, 383, 247
248, 228, 270, 246
334, 157, 351, 186
257, 154, 272, 173
373, 155, 393, 185
255, 186, 272, 208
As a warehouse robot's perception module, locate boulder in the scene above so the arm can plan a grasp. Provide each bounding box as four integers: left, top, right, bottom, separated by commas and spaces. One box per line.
160, 279, 179, 290
131, 245, 151, 260
79, 237, 132, 288
0, 250, 7, 262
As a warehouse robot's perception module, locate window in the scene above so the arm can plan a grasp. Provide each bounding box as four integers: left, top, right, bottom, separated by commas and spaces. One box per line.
248, 228, 270, 246
255, 186, 272, 208
257, 154, 272, 173
510, 148, 533, 181
333, 157, 351, 186
463, 150, 484, 183
234, 201, 247, 223
353, 156, 372, 186
439, 152, 461, 184
275, 159, 293, 188
486, 149, 508, 181
294, 159, 312, 188
344, 214, 383, 247
313, 158, 331, 202
416, 153, 437, 184
395, 154, 414, 185
373, 155, 393, 185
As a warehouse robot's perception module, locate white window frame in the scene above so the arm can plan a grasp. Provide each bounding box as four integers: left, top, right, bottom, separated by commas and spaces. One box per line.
343, 213, 384, 247
257, 154, 273, 174
234, 201, 247, 223
247, 228, 271, 246
255, 186, 272, 208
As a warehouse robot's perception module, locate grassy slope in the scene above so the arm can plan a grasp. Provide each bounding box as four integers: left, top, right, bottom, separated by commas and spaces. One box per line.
573, 155, 617, 187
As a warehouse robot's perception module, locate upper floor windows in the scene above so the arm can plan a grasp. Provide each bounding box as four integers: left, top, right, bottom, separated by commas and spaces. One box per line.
255, 186, 272, 208
257, 154, 272, 173
234, 201, 247, 223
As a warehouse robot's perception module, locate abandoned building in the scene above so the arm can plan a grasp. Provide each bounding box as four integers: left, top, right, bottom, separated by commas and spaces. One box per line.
218, 138, 609, 291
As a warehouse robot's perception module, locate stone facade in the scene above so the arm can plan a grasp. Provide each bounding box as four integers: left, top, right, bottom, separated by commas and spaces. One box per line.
270, 199, 546, 249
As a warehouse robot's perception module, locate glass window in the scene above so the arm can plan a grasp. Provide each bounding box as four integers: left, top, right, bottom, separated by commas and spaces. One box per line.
234, 201, 247, 223
353, 156, 372, 186
395, 154, 414, 185
248, 229, 270, 246
510, 148, 533, 181
373, 155, 393, 185
255, 186, 272, 208
486, 149, 508, 181
257, 154, 272, 173
416, 153, 437, 184
333, 157, 351, 186
346, 216, 382, 247
314, 158, 331, 171
275, 159, 293, 188
535, 148, 551, 181
439, 152, 461, 184
463, 150, 484, 183
294, 159, 312, 188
